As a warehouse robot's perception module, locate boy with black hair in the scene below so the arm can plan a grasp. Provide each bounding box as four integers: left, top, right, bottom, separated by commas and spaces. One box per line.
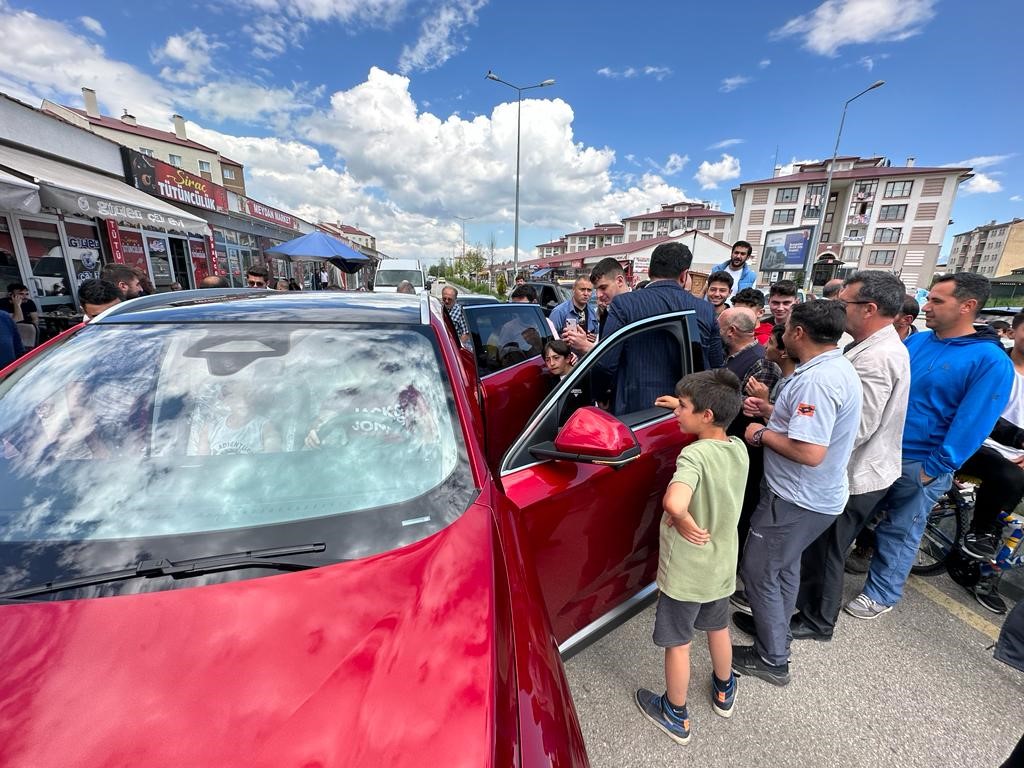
636, 368, 748, 745
705, 271, 734, 317
733, 288, 773, 345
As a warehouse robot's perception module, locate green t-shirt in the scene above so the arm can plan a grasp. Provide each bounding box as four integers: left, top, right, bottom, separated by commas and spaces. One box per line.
658, 436, 749, 603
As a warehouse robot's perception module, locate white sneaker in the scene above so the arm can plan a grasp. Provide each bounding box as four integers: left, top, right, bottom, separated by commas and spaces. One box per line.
844, 593, 893, 620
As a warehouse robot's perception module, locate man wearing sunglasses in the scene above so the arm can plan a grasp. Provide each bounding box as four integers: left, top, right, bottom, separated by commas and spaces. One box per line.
246, 266, 270, 289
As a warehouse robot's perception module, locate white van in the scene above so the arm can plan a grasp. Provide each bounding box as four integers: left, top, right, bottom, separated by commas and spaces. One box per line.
373, 259, 425, 294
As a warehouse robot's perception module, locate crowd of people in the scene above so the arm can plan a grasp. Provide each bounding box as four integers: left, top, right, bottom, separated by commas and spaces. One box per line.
500, 240, 1020, 747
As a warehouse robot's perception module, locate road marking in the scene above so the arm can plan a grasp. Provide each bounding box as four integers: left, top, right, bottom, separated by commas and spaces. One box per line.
907, 575, 1000, 642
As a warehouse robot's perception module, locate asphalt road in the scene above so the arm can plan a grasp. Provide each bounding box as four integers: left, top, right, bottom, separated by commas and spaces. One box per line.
564, 571, 1022, 767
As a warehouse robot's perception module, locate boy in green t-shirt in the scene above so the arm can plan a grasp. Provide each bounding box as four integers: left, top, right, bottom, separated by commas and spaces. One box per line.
636, 369, 749, 745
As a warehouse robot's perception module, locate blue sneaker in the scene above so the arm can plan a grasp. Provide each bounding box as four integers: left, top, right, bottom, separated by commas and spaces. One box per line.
634, 688, 690, 745
711, 673, 737, 718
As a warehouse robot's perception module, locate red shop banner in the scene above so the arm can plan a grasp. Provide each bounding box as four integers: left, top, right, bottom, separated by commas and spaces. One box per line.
105, 220, 124, 263
117, 228, 152, 279
207, 235, 226, 276
125, 148, 229, 212
189, 238, 210, 284
244, 198, 298, 230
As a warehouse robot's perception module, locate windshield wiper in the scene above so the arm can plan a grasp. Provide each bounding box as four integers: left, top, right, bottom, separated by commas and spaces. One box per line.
0, 543, 327, 601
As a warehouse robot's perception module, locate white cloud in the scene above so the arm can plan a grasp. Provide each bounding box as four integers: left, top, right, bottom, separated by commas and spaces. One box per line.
398, 0, 486, 74
646, 153, 689, 175
777, 157, 819, 176
188, 81, 317, 124
597, 65, 671, 80
772, 0, 936, 56
944, 154, 1016, 169
720, 75, 751, 93
695, 154, 741, 189
229, 0, 408, 24
153, 28, 222, 85
858, 53, 889, 70
708, 138, 744, 150
758, 59, 771, 68
643, 65, 672, 81
961, 173, 1003, 195
79, 16, 105, 37
1011, 195, 1023, 202
243, 15, 309, 60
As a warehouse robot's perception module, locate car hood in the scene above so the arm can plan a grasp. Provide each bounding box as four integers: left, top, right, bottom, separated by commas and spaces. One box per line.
0, 502, 501, 768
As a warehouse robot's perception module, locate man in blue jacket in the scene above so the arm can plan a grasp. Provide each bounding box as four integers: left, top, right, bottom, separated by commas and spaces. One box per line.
0, 310, 25, 370
598, 242, 723, 414
711, 240, 757, 297
845, 272, 1014, 620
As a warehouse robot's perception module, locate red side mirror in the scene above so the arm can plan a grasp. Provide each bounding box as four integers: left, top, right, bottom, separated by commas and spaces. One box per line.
531, 406, 640, 468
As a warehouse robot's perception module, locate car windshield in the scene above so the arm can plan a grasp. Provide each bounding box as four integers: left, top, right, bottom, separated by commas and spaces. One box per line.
0, 322, 474, 598
375, 270, 423, 287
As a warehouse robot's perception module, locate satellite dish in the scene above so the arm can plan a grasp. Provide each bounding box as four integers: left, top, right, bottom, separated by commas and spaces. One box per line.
668, 229, 686, 238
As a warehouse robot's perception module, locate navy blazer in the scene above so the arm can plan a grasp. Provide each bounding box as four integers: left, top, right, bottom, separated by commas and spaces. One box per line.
598, 280, 724, 414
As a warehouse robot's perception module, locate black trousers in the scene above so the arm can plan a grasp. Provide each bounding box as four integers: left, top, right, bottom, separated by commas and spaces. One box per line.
960, 446, 1024, 536
737, 445, 764, 563
797, 488, 888, 634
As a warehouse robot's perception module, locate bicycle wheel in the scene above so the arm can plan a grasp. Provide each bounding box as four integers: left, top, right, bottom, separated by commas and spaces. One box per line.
911, 490, 966, 575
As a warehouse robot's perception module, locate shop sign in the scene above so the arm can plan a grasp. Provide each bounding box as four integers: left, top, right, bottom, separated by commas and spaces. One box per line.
244, 198, 298, 230
118, 228, 152, 277
105, 220, 124, 264
633, 254, 651, 273
189, 238, 210, 283
126, 149, 228, 212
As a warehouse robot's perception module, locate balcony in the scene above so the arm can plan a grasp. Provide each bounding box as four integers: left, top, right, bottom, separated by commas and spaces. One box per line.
847, 215, 869, 226
843, 235, 865, 242
853, 191, 874, 202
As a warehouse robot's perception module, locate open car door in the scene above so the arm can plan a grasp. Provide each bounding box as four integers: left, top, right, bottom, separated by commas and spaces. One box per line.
497, 310, 704, 653
462, 302, 555, 472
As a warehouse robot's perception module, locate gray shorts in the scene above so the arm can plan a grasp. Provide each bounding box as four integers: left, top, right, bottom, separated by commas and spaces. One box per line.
652, 593, 730, 647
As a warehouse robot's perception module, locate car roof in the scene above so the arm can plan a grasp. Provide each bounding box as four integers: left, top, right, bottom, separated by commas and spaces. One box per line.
93, 289, 432, 325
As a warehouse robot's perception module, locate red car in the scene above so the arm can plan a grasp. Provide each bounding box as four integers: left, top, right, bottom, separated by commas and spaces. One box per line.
0, 289, 700, 767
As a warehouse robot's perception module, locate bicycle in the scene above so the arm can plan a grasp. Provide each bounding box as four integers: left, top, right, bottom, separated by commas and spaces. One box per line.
912, 478, 1024, 577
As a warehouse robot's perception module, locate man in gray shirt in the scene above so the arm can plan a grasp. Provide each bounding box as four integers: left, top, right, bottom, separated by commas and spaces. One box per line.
731, 300, 862, 686
792, 271, 910, 640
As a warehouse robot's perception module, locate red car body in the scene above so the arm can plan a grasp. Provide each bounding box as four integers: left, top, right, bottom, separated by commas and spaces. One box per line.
0, 290, 700, 767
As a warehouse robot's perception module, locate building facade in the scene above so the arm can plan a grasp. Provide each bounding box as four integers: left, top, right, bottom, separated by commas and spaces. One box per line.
42, 88, 246, 196
948, 218, 1024, 277
534, 238, 566, 259
731, 155, 971, 292
318, 222, 377, 252
561, 224, 624, 253
622, 202, 733, 245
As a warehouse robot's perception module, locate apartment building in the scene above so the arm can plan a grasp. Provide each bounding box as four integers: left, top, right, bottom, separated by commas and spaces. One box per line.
731, 156, 972, 292
534, 238, 567, 259
318, 222, 377, 252
42, 88, 246, 196
561, 224, 624, 253
622, 201, 733, 245
948, 218, 1024, 277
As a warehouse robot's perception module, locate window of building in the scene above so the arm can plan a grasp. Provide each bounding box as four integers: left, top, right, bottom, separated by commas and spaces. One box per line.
853, 180, 877, 198
640, 234, 653, 240
696, 218, 711, 230
874, 227, 902, 243
884, 180, 913, 198
223, 167, 236, 180
776, 187, 799, 203
772, 209, 795, 225
878, 204, 907, 221
868, 249, 896, 266
198, 160, 212, 173
139, 148, 154, 157
641, 221, 655, 232
168, 154, 183, 168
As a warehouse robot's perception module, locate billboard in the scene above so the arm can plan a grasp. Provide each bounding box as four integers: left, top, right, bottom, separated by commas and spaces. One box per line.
124, 148, 229, 212
760, 226, 814, 273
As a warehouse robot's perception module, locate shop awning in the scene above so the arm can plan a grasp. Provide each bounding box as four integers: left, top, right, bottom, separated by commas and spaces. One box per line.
0, 144, 210, 235
0, 168, 40, 214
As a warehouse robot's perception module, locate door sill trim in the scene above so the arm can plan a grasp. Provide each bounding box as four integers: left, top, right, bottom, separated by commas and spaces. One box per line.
557, 582, 658, 660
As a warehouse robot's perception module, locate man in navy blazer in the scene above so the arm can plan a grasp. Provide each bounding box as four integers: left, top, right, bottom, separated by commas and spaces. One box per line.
598, 242, 723, 414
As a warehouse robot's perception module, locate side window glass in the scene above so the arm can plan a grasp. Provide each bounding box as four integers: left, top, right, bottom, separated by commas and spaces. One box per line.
464, 304, 553, 376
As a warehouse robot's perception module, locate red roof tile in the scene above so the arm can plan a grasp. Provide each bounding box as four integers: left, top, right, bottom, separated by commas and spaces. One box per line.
622, 207, 731, 221
534, 239, 566, 249
738, 165, 973, 188
66, 108, 221, 153
564, 224, 624, 237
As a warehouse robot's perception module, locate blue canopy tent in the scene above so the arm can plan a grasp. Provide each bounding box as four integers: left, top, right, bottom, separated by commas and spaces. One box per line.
265, 231, 371, 274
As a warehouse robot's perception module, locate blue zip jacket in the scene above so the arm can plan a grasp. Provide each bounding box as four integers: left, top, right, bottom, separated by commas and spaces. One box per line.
711, 260, 757, 291
903, 326, 1013, 478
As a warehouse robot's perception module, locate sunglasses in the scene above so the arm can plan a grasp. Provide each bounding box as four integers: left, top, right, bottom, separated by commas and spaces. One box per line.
247, 280, 266, 287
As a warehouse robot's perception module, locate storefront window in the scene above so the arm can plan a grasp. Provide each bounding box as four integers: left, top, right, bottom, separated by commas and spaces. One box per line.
0, 216, 18, 294
64, 221, 103, 287
144, 234, 173, 289
20, 219, 72, 304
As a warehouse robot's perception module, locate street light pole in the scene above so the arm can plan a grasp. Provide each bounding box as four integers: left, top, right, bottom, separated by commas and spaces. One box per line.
805, 80, 885, 293
485, 70, 555, 279
454, 215, 473, 263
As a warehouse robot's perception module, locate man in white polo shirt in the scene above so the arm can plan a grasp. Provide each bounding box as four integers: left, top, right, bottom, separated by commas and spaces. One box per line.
731, 300, 862, 686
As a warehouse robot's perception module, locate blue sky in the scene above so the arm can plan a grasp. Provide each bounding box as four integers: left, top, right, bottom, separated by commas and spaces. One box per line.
0, 0, 1020, 264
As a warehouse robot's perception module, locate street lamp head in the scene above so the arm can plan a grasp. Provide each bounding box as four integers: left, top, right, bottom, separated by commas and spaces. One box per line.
485, 71, 500, 81
539, 79, 555, 87
869, 79, 885, 90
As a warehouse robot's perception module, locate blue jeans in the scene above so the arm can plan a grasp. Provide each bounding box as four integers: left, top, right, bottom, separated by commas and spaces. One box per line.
863, 460, 952, 607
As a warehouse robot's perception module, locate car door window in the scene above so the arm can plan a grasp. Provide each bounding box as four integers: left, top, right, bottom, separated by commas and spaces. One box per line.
502, 313, 696, 473
463, 303, 553, 376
